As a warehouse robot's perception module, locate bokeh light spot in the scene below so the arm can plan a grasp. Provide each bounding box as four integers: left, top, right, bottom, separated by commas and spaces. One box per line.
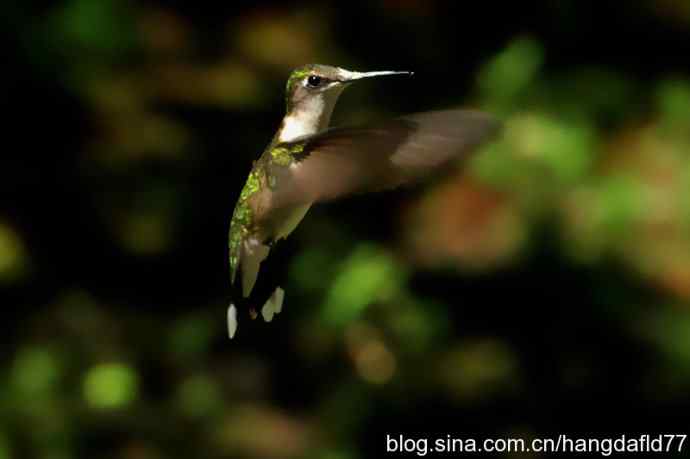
11, 348, 61, 399
0, 222, 28, 283
324, 244, 405, 326
478, 37, 544, 109
439, 339, 519, 402
176, 375, 223, 418
656, 79, 690, 131
346, 322, 397, 385
83, 363, 139, 410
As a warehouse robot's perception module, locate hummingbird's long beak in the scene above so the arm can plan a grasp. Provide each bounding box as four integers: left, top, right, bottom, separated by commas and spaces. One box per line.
338, 69, 413, 83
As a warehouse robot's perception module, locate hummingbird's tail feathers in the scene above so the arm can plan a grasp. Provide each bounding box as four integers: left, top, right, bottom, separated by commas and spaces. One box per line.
261, 286, 285, 322
227, 303, 238, 339
273, 287, 285, 314
227, 287, 285, 339
228, 234, 290, 338
240, 237, 271, 297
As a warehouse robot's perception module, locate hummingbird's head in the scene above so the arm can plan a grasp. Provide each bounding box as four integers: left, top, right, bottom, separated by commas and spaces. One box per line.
286, 64, 412, 111
279, 64, 412, 142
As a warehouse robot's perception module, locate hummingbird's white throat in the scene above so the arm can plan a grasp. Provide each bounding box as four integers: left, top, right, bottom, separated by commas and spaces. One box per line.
279, 91, 342, 142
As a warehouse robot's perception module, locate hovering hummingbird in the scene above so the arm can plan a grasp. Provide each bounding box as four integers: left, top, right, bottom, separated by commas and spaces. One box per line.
227, 64, 500, 338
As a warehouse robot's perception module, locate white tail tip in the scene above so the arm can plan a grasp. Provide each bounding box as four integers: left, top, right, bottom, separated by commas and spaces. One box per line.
227, 304, 238, 339
261, 286, 286, 322
274, 287, 285, 314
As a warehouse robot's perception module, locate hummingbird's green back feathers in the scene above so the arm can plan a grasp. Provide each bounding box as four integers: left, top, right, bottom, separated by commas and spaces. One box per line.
228, 166, 263, 289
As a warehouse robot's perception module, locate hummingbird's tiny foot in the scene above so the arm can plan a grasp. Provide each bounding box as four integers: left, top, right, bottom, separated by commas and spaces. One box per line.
227, 304, 238, 339
249, 307, 258, 320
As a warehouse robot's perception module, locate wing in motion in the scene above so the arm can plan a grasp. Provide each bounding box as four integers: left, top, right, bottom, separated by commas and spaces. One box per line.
267, 109, 501, 211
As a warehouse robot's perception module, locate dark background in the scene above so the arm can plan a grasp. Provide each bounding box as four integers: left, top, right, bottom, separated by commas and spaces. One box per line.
3, 1, 690, 458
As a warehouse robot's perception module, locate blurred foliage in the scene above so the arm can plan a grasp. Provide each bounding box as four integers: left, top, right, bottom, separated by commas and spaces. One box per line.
324, 244, 406, 327
83, 362, 139, 409
0, 222, 29, 284
5, 0, 690, 458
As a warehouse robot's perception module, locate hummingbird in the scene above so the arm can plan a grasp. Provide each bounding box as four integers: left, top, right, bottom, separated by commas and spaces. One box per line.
227, 64, 500, 338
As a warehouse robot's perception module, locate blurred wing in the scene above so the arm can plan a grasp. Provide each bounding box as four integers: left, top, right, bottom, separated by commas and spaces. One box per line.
269, 109, 501, 209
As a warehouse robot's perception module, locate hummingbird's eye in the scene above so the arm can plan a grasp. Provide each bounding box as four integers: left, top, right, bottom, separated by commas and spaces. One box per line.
306, 75, 323, 88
